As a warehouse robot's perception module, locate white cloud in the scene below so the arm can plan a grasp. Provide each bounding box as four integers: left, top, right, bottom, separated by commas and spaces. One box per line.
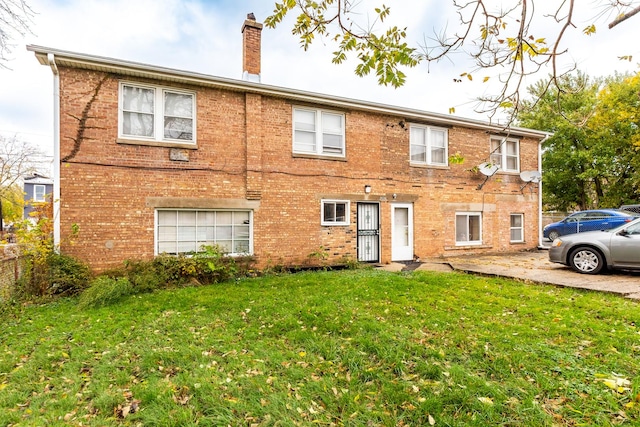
0, 0, 638, 158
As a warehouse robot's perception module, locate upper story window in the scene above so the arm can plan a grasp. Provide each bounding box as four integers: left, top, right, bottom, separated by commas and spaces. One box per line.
119, 82, 196, 144
34, 185, 46, 202
410, 124, 448, 166
293, 107, 345, 157
490, 136, 519, 172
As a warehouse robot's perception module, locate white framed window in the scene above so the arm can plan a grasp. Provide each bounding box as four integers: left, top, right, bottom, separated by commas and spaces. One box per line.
321, 200, 350, 226
293, 107, 345, 157
119, 82, 196, 144
33, 185, 46, 202
410, 124, 448, 166
490, 136, 520, 172
156, 209, 252, 255
510, 213, 524, 242
456, 212, 482, 245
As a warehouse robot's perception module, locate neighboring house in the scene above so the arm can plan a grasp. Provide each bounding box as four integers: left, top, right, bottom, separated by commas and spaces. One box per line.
23, 173, 54, 219
28, 15, 548, 272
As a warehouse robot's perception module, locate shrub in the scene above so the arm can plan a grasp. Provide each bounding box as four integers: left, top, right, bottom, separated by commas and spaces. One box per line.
152, 246, 256, 286
47, 253, 92, 296
78, 276, 133, 309
152, 255, 190, 287
13, 200, 90, 299
122, 259, 167, 293
76, 246, 257, 309
16, 252, 91, 299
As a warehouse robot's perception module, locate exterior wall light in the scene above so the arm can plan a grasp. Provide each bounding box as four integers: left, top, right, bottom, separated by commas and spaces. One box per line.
364, 185, 372, 194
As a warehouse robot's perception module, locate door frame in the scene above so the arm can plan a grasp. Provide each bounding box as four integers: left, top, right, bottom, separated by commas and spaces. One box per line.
356, 202, 380, 262
391, 203, 414, 261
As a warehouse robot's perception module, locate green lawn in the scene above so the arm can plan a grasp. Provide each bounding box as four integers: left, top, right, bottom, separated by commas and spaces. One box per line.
1, 269, 639, 426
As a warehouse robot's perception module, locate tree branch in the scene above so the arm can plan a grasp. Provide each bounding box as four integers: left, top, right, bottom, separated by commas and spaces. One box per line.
608, 5, 640, 28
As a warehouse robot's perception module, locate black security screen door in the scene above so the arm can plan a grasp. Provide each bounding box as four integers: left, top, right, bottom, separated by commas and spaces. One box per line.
357, 203, 380, 262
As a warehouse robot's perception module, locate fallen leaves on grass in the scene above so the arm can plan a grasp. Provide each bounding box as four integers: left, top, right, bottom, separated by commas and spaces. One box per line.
172, 385, 192, 405
114, 390, 141, 419
595, 373, 631, 393
477, 396, 494, 405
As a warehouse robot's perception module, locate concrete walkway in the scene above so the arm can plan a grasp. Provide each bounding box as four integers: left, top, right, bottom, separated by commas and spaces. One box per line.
378, 250, 640, 301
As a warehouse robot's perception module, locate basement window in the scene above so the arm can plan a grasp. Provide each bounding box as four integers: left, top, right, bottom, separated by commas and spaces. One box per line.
119, 82, 196, 146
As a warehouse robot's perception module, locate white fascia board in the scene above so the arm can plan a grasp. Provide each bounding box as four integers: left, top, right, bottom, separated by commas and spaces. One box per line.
27, 45, 550, 140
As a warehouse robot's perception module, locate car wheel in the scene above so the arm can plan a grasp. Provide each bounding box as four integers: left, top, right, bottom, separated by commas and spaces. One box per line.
548, 230, 560, 241
569, 247, 604, 274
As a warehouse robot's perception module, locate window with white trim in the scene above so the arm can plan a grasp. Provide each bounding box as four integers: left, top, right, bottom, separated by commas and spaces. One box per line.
321, 200, 350, 226
293, 107, 345, 157
33, 185, 46, 202
490, 136, 519, 172
456, 212, 482, 245
156, 210, 252, 255
119, 82, 196, 144
510, 213, 524, 242
410, 124, 448, 166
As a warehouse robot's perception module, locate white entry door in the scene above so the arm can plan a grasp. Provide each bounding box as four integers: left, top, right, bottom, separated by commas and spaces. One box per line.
391, 203, 413, 261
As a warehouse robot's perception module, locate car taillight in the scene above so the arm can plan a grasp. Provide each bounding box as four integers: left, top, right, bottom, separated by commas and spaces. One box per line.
624, 218, 633, 222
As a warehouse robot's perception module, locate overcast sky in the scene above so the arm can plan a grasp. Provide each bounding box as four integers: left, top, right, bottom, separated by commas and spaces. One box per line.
0, 0, 638, 164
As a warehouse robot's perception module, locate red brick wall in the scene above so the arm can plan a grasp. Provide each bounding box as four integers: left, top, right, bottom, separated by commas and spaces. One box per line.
242, 19, 262, 77
57, 68, 541, 271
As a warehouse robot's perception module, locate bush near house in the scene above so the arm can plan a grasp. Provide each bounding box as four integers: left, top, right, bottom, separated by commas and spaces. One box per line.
7, 198, 257, 304
80, 245, 256, 308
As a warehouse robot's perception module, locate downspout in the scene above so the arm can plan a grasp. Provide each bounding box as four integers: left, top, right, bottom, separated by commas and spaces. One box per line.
538, 134, 550, 249
47, 53, 61, 250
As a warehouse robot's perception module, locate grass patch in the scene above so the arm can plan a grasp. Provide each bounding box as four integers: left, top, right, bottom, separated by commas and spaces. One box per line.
1, 269, 639, 425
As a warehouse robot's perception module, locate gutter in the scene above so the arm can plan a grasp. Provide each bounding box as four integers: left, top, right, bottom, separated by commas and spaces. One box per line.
537, 133, 550, 249
46, 53, 61, 250
27, 45, 548, 139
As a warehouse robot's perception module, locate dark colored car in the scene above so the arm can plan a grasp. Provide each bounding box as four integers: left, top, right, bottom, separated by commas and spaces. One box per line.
543, 209, 640, 241
549, 218, 640, 274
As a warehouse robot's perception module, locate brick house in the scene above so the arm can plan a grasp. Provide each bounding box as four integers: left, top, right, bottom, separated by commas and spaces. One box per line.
28, 15, 547, 272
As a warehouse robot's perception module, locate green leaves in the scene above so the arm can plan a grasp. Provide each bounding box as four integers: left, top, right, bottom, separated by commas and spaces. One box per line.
267, 1, 419, 88
517, 71, 640, 210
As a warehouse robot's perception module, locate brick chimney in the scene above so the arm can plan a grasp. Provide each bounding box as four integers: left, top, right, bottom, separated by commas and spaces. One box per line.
242, 13, 263, 82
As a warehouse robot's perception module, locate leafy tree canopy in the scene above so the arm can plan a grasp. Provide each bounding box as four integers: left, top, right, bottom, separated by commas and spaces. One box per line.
266, 0, 640, 122
517, 72, 640, 211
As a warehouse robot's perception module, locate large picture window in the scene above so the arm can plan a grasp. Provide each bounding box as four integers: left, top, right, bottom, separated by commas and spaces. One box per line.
120, 82, 196, 144
321, 200, 350, 226
410, 124, 448, 166
156, 210, 252, 255
293, 107, 345, 157
456, 212, 482, 245
490, 136, 519, 172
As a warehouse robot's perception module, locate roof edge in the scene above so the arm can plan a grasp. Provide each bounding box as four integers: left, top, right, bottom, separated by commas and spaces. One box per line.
27, 45, 550, 139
